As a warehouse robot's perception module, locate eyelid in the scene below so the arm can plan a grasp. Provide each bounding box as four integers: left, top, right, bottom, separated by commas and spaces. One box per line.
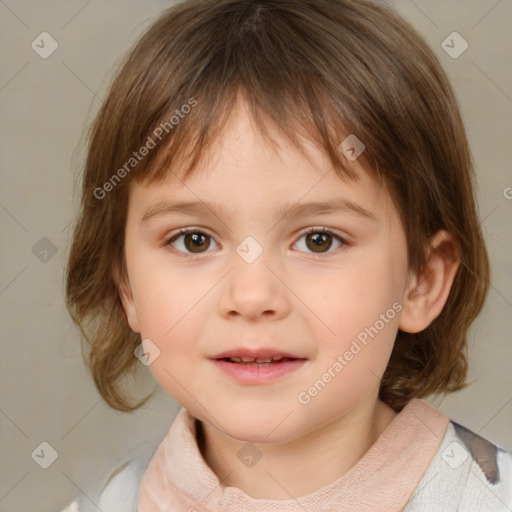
170, 226, 215, 238
297, 225, 348, 240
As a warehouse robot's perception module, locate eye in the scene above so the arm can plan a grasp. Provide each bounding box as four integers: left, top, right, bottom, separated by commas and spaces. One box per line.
166, 228, 219, 255
293, 227, 347, 256
165, 226, 348, 257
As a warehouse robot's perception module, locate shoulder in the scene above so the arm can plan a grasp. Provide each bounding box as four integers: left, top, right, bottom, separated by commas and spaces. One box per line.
59, 443, 154, 512
100, 456, 148, 510
405, 420, 512, 511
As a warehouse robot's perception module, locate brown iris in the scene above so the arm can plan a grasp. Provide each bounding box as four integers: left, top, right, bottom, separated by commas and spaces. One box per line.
183, 232, 211, 253
305, 232, 333, 253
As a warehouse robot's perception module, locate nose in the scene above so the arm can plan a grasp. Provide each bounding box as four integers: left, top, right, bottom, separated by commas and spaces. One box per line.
217, 247, 291, 321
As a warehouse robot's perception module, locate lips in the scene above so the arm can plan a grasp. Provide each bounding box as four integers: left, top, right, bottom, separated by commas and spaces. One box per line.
211, 348, 307, 384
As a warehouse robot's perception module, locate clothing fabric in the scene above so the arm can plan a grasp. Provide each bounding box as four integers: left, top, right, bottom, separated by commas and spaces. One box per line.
60, 399, 512, 512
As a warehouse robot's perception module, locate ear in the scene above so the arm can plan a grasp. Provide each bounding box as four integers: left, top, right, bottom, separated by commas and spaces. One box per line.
398, 230, 460, 333
112, 262, 141, 334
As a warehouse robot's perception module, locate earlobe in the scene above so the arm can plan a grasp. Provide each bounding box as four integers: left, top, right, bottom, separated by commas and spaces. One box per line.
112, 263, 141, 334
398, 230, 460, 334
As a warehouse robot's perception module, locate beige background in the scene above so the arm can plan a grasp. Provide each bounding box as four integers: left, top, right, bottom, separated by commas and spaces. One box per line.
0, 1, 511, 510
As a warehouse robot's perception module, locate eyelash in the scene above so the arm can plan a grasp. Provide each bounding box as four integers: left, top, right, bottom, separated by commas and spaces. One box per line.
164, 226, 349, 259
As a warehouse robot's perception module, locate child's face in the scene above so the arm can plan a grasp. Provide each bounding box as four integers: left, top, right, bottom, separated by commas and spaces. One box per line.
119, 100, 412, 443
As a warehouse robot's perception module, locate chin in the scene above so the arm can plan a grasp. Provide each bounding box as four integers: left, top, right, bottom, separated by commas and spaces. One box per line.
210, 408, 308, 445
224, 425, 295, 445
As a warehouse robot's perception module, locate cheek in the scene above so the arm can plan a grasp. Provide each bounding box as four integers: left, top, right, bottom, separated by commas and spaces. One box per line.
306, 252, 402, 385
311, 254, 401, 337
129, 264, 212, 356
128, 251, 204, 336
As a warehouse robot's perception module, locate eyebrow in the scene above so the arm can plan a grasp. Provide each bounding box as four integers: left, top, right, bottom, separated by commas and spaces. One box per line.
141, 198, 377, 224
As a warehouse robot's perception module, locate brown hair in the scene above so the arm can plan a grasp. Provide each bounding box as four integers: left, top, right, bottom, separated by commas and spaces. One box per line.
65, 0, 490, 412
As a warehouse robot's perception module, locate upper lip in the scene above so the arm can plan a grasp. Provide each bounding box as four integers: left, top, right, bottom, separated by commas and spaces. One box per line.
211, 348, 305, 360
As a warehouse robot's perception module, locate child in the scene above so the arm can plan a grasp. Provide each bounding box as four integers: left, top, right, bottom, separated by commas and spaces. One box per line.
62, 0, 512, 510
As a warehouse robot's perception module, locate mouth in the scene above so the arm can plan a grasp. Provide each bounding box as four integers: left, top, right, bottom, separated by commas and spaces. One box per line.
210, 348, 307, 384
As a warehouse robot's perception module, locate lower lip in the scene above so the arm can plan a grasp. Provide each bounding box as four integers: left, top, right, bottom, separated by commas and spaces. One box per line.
211, 359, 307, 384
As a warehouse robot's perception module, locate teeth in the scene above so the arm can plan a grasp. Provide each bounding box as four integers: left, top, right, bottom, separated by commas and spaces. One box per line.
227, 356, 289, 363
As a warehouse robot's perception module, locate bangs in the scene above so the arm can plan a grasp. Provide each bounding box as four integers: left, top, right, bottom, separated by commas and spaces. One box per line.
135, 85, 363, 188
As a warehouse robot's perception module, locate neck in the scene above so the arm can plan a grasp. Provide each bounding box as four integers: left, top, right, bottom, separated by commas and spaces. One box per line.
198, 397, 398, 500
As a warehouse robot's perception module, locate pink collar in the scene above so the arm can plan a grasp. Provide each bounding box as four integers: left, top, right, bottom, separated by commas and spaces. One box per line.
138, 399, 449, 511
